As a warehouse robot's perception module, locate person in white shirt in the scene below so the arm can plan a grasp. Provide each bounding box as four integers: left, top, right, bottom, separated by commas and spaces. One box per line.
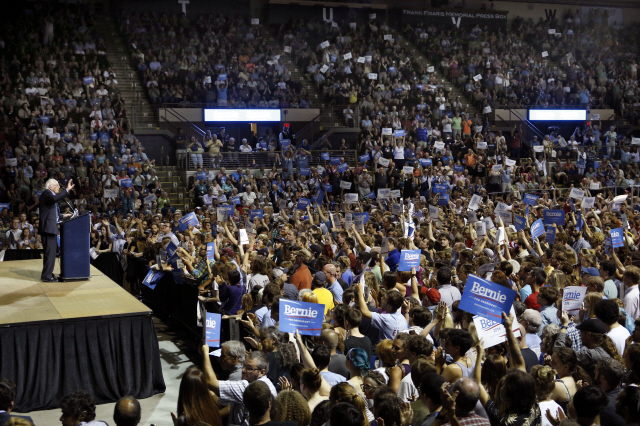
239, 139, 252, 153
594, 299, 630, 357
623, 266, 640, 320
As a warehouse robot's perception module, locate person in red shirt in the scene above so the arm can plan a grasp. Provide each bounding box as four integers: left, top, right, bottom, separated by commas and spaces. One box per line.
524, 268, 547, 311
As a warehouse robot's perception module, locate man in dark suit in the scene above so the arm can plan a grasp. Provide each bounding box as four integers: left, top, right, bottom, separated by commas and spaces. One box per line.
0, 379, 34, 424
39, 178, 74, 282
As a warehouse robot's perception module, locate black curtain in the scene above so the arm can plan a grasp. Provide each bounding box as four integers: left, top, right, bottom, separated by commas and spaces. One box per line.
91, 252, 124, 286
135, 259, 201, 338
0, 315, 166, 412
3, 250, 43, 261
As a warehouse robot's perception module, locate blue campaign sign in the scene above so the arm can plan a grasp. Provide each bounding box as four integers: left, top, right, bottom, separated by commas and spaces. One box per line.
359, 153, 370, 162
300, 168, 311, 176
178, 212, 200, 231
610, 228, 624, 248
454, 165, 464, 172
231, 197, 241, 205
458, 274, 517, 323
514, 215, 526, 232
84, 154, 94, 163
313, 190, 325, 205
543, 209, 566, 225
365, 191, 376, 199
0, 203, 9, 212
420, 158, 432, 167
433, 184, 448, 194
250, 209, 264, 220
398, 249, 422, 271
353, 212, 370, 224
546, 226, 556, 244
166, 242, 184, 285
206, 242, 215, 264
83, 76, 94, 85
205, 312, 222, 347
279, 299, 325, 336
321, 152, 330, 160
142, 269, 164, 290
120, 179, 132, 188
280, 140, 290, 151
438, 193, 450, 205
323, 183, 332, 192
394, 130, 405, 137
196, 171, 207, 180
218, 74, 227, 81
530, 218, 545, 240
297, 198, 311, 210
337, 163, 348, 173
330, 157, 341, 165
576, 212, 583, 231
523, 193, 540, 205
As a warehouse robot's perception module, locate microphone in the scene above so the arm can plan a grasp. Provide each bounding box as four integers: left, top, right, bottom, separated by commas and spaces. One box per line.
64, 199, 78, 219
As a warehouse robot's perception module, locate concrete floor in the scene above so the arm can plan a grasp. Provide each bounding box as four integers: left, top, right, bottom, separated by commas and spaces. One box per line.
20, 316, 197, 426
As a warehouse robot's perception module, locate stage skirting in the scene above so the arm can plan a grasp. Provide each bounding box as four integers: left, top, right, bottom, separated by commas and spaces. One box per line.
0, 260, 166, 412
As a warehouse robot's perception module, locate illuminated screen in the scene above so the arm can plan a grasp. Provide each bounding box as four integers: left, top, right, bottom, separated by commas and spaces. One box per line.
528, 110, 587, 121
203, 109, 281, 122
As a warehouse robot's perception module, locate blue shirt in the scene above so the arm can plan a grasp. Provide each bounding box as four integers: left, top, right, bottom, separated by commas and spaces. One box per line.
386, 249, 400, 272
342, 270, 354, 288
327, 280, 344, 303
520, 284, 532, 301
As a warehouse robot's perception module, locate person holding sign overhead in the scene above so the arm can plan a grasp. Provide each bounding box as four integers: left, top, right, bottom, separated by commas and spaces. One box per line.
354, 281, 407, 340
39, 178, 74, 281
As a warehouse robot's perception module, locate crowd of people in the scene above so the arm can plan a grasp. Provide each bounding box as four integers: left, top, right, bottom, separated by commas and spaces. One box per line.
406, 9, 640, 121
121, 12, 313, 109
3, 4, 640, 426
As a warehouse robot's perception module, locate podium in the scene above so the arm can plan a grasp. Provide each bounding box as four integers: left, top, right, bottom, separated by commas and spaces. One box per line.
59, 212, 91, 281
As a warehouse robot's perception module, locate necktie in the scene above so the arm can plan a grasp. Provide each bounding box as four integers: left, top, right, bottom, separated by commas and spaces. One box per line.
55, 203, 60, 222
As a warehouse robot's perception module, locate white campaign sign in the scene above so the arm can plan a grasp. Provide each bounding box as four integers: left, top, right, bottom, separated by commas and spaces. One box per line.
581, 196, 595, 209
469, 194, 482, 211
429, 205, 440, 220
473, 314, 521, 348
403, 166, 414, 174
378, 188, 391, 199
569, 188, 585, 200
378, 157, 390, 167
345, 193, 358, 204
475, 221, 487, 237
562, 286, 587, 315
392, 203, 403, 216
340, 181, 352, 189
391, 190, 401, 198
239, 229, 249, 245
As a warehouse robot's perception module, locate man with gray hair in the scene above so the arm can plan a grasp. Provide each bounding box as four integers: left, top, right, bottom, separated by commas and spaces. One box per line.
39, 178, 74, 281
520, 309, 543, 358
201, 347, 276, 426
220, 341, 245, 381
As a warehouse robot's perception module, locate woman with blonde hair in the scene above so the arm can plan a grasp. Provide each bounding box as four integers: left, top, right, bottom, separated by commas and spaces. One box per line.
580, 292, 603, 322
547, 271, 566, 292
531, 365, 564, 426
301, 290, 318, 304
329, 382, 371, 426
276, 390, 312, 426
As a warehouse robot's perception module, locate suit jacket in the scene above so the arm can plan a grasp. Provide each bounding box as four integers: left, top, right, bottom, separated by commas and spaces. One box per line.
38, 188, 68, 235
0, 412, 34, 424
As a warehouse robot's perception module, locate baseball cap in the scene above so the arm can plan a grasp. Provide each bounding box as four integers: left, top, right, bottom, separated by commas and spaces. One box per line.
272, 267, 289, 278
313, 271, 327, 284
576, 318, 607, 334
309, 244, 323, 255
420, 287, 441, 304
508, 259, 521, 275
581, 266, 600, 277
257, 248, 269, 257
477, 263, 495, 276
